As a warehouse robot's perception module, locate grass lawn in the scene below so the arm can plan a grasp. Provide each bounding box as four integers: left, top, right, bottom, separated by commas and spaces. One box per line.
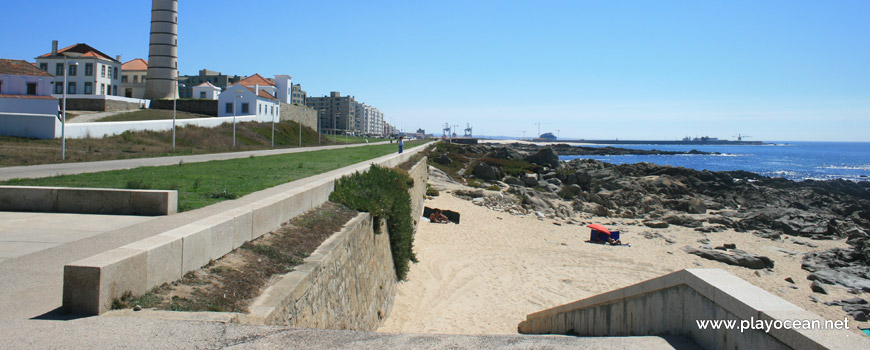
96, 109, 212, 122
1, 140, 427, 212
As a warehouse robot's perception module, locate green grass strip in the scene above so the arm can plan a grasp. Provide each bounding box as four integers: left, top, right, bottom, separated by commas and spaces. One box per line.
2, 140, 426, 212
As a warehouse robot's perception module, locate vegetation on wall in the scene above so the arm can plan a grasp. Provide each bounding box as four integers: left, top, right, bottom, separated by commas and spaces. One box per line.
329, 164, 417, 280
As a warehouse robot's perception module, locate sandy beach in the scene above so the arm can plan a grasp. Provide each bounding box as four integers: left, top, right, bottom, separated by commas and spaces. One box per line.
378, 177, 862, 335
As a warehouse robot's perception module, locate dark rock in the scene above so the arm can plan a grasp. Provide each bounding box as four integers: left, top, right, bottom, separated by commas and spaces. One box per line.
644, 220, 670, 229
503, 176, 524, 186
491, 147, 524, 160
851, 311, 869, 322
558, 184, 583, 199
682, 246, 774, 269
522, 173, 538, 187
525, 148, 560, 169
724, 243, 737, 249
473, 162, 503, 181
785, 277, 795, 284
739, 208, 837, 237
806, 269, 870, 291
663, 214, 703, 228
810, 295, 820, 303
811, 281, 829, 294
435, 153, 452, 165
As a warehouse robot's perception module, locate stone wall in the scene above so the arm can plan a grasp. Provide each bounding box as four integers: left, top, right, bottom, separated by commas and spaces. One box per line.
64, 98, 143, 112
243, 155, 429, 330
149, 99, 219, 117
279, 102, 317, 130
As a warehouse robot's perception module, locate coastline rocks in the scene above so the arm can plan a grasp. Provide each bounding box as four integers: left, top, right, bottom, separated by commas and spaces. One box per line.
810, 281, 829, 294
435, 153, 452, 165
643, 220, 670, 229
503, 176, 524, 186
473, 162, 503, 181
682, 246, 774, 270
738, 208, 838, 237
525, 148, 560, 169
522, 173, 538, 187
558, 184, 583, 199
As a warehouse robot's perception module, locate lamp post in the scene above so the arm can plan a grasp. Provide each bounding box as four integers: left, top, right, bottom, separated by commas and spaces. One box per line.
557, 129, 560, 140
271, 105, 275, 149
232, 90, 243, 149
61, 56, 79, 160
522, 130, 526, 140
334, 113, 338, 143
317, 115, 321, 145
173, 79, 185, 151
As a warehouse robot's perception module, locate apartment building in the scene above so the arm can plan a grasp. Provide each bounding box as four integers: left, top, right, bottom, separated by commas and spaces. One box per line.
305, 91, 358, 134
35, 41, 122, 97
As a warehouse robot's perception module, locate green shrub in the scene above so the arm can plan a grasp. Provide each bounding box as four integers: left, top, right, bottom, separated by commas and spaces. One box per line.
426, 184, 439, 196
330, 165, 416, 280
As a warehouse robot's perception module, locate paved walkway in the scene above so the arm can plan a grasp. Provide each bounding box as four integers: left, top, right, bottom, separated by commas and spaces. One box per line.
0, 141, 388, 181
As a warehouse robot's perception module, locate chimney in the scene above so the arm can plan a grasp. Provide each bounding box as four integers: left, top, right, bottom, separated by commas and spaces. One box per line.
52, 40, 58, 56
255, 84, 259, 98
116, 55, 121, 62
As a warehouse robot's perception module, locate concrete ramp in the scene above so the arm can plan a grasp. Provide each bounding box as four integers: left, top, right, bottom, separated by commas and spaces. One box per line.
518, 269, 869, 350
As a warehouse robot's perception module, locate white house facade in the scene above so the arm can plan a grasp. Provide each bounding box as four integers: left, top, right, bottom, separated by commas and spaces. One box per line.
35, 41, 122, 98
0, 58, 61, 139
273, 74, 292, 104
120, 58, 148, 99
192, 81, 220, 100
217, 83, 280, 122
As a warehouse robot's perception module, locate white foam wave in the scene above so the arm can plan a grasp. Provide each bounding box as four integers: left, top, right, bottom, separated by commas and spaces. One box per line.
817, 164, 870, 171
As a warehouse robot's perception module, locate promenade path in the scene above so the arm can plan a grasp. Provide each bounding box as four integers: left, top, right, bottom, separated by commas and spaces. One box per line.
0, 142, 697, 349
0, 140, 389, 181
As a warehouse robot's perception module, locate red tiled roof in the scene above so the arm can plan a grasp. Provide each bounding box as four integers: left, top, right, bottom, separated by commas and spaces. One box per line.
121, 58, 148, 71
195, 81, 218, 88
0, 59, 53, 77
237, 73, 275, 87
38, 43, 118, 62
0, 94, 57, 100
242, 86, 277, 101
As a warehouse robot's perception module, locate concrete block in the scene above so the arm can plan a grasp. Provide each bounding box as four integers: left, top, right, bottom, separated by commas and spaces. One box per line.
310, 181, 333, 208
198, 215, 234, 260
63, 248, 147, 315
131, 190, 177, 215
162, 223, 212, 273
0, 186, 57, 211
122, 234, 182, 288
57, 187, 131, 214
252, 197, 283, 239
223, 207, 253, 249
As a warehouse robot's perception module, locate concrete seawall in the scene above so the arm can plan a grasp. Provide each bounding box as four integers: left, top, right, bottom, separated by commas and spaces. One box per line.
0, 186, 177, 216
63, 146, 430, 317
518, 269, 870, 349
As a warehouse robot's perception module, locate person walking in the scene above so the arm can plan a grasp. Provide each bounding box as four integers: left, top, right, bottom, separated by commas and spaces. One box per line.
398, 136, 404, 154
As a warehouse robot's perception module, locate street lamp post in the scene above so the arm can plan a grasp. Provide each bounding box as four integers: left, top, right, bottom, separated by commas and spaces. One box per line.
232, 94, 241, 148
522, 130, 526, 140
271, 105, 275, 149
557, 129, 560, 140
173, 79, 185, 151
334, 113, 338, 143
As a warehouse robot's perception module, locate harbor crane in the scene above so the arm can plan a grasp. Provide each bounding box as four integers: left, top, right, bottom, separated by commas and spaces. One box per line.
733, 134, 752, 141
464, 123, 472, 137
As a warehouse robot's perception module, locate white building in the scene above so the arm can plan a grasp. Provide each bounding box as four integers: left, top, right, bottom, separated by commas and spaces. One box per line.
35, 41, 122, 98
273, 74, 292, 104
192, 81, 220, 100
120, 58, 148, 99
0, 58, 60, 139
236, 73, 276, 97
217, 83, 280, 122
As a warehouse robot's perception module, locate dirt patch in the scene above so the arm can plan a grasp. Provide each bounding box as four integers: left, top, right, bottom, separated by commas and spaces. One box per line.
113, 201, 358, 313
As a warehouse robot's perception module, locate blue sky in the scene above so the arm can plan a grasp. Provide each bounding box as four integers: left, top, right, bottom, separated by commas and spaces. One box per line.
2, 0, 868, 141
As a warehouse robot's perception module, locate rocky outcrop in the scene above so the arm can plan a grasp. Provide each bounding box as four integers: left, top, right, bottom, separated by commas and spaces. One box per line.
682, 246, 774, 270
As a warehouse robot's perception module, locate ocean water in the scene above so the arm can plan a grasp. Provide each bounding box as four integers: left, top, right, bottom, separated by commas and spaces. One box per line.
558, 142, 870, 182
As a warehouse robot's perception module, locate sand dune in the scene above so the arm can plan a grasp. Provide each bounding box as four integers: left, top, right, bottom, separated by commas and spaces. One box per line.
378, 186, 861, 335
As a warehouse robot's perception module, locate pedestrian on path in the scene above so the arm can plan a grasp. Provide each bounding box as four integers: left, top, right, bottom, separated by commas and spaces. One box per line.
398, 136, 404, 154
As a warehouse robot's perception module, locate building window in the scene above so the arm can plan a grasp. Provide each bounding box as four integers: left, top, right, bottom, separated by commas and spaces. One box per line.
258, 104, 262, 114
69, 64, 77, 76
85, 63, 93, 76
199, 91, 206, 98
113, 67, 118, 79
55, 63, 64, 76
225, 103, 232, 113
100, 84, 105, 95
54, 82, 63, 94
132, 75, 137, 83
101, 65, 106, 78
113, 85, 118, 96
84, 82, 93, 95
39, 63, 48, 72
241, 103, 249, 114
26, 82, 37, 95
68, 82, 76, 94
122, 75, 128, 83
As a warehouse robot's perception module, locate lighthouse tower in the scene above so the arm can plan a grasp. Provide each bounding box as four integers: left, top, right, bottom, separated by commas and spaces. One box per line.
144, 0, 178, 100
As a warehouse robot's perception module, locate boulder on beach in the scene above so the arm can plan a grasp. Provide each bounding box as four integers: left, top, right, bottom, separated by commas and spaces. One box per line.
525, 148, 560, 169
682, 246, 774, 270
